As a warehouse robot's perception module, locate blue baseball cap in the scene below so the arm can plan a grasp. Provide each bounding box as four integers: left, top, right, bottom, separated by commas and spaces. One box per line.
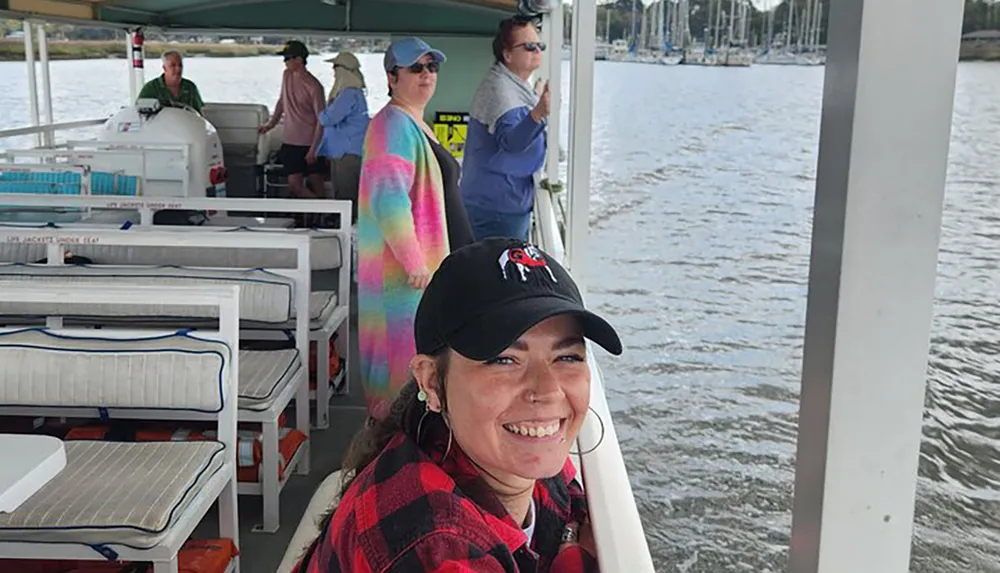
383, 37, 446, 72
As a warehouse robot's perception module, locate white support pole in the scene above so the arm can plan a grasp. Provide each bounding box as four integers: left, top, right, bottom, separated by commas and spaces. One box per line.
787, 0, 965, 569
544, 4, 563, 191
127, 32, 138, 102
36, 24, 54, 148
565, 0, 597, 293
134, 30, 146, 88
22, 21, 41, 148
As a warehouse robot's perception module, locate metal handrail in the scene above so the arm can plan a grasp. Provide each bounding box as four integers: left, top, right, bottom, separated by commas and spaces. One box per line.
0, 118, 108, 141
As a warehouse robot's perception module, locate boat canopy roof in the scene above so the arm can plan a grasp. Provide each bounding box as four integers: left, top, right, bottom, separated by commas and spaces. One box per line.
0, 0, 518, 36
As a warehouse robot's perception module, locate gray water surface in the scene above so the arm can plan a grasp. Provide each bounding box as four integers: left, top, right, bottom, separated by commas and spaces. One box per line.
2, 56, 998, 572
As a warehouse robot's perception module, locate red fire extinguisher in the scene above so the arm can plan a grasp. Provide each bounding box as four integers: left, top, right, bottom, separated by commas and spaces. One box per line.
131, 29, 145, 69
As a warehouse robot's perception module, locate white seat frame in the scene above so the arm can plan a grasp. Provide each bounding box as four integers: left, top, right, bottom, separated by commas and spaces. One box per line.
0, 282, 241, 573
0, 194, 353, 431
0, 227, 318, 533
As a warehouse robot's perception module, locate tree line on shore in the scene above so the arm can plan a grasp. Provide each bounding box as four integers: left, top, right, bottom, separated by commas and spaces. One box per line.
588, 0, 999, 46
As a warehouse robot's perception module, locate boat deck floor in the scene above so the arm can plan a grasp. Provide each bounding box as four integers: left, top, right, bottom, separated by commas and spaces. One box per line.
194, 273, 367, 573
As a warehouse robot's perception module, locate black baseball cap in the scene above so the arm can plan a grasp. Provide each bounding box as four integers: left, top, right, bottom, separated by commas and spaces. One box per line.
278, 40, 309, 59
415, 238, 622, 361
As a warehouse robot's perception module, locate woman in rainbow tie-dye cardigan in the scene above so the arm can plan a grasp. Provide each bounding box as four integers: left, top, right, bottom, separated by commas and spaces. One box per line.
357, 38, 455, 420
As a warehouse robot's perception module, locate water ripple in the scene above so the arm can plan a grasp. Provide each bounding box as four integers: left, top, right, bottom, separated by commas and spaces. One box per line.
588, 62, 1000, 572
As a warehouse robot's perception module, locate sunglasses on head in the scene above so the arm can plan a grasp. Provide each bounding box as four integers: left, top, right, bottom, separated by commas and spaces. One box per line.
513, 41, 546, 53
401, 61, 440, 74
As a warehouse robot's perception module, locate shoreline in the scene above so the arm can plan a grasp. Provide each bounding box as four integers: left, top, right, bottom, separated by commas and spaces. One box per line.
2, 39, 999, 63
958, 42, 1000, 62
0, 40, 282, 61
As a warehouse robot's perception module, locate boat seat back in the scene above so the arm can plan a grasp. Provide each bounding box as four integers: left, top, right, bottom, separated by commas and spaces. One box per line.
275, 469, 344, 573
0, 327, 231, 413
0, 264, 295, 323
0, 227, 344, 271
202, 102, 271, 165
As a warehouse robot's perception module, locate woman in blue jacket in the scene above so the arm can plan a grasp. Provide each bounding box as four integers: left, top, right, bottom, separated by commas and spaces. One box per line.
319, 51, 370, 223
460, 17, 551, 241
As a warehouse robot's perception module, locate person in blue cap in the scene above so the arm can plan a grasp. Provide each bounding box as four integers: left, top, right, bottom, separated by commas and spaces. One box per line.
356, 37, 474, 420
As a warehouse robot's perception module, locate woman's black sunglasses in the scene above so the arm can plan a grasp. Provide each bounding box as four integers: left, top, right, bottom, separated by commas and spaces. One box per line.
401, 61, 440, 74
513, 42, 547, 53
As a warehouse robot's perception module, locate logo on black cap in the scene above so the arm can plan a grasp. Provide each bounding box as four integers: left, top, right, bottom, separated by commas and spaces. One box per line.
498, 245, 557, 283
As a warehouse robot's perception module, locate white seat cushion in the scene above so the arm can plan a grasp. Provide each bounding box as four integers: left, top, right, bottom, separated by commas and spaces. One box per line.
246, 291, 338, 332
0, 440, 227, 548
83, 229, 342, 271
0, 229, 342, 270
0, 264, 294, 323
0, 329, 229, 413
0, 290, 340, 334
239, 349, 303, 411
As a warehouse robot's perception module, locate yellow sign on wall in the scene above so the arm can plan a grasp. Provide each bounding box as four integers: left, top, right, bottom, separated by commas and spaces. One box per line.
433, 112, 469, 159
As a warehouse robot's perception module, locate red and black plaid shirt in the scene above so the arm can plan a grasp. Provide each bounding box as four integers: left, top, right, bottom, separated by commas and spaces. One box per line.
297, 422, 599, 572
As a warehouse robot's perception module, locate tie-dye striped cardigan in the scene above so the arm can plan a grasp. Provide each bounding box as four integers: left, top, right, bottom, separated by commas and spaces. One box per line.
357, 104, 450, 420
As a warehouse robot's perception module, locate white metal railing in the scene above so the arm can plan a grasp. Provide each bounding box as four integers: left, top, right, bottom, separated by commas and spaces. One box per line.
0, 118, 109, 142
532, 189, 653, 573
1, 142, 197, 200
533, 190, 566, 264
529, 7, 654, 571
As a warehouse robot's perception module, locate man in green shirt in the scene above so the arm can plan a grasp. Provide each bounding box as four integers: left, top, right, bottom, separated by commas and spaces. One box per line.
137, 50, 204, 114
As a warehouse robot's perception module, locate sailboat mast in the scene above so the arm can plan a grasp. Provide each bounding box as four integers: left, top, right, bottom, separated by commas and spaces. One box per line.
630, 0, 637, 47
681, 0, 687, 48
766, 0, 774, 49
640, 2, 648, 50
803, 0, 814, 51
727, 0, 736, 45
714, 0, 723, 47
666, 0, 671, 49
786, 0, 794, 50
655, 0, 661, 50
605, 2, 611, 42
741, 0, 749, 44
812, 0, 822, 48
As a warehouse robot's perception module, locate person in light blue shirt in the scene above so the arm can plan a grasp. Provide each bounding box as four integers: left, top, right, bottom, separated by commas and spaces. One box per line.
319, 51, 370, 223
460, 17, 551, 241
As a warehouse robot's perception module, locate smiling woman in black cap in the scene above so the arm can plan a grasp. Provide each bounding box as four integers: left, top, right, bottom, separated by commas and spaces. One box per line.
295, 238, 619, 573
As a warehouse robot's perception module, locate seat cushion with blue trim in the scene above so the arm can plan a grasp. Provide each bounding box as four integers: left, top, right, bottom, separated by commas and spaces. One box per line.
244, 291, 339, 332
0, 440, 227, 549
0, 329, 229, 413
239, 349, 304, 411
0, 264, 294, 324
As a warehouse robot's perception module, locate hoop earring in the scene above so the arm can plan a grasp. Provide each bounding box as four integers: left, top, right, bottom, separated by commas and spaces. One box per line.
416, 406, 453, 459
569, 406, 606, 456
442, 412, 453, 459
416, 405, 430, 444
